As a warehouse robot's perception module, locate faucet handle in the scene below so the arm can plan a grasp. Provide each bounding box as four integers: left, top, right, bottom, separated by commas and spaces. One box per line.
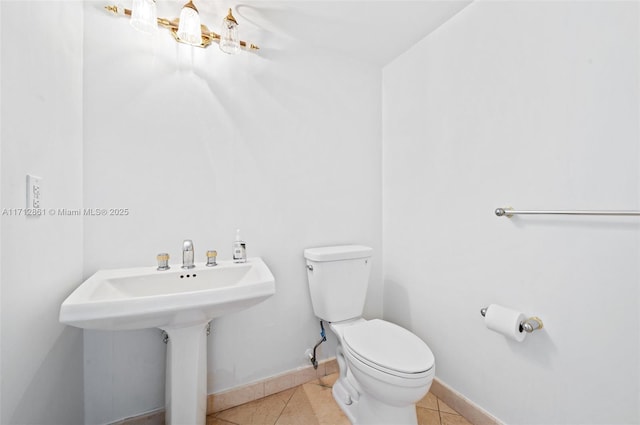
157, 253, 170, 271
206, 250, 218, 267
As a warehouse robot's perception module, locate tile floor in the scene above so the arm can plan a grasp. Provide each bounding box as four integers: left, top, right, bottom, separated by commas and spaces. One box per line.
206, 373, 472, 425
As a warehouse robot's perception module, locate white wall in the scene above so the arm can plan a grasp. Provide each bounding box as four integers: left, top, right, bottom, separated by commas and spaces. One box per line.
383, 1, 639, 424
0, 1, 85, 424
82, 2, 382, 423
0, 2, 3, 421
0, 2, 4, 421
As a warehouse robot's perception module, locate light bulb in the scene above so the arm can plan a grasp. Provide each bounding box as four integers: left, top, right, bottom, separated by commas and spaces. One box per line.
177, 1, 202, 46
130, 0, 158, 34
219, 8, 240, 55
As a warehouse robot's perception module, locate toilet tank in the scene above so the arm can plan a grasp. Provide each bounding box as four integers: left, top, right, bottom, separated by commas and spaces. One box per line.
304, 245, 373, 322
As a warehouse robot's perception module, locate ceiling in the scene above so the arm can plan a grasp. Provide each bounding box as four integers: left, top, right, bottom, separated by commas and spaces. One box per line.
154, 0, 473, 66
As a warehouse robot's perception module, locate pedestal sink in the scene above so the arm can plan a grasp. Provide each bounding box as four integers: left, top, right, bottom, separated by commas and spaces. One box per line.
59, 258, 275, 425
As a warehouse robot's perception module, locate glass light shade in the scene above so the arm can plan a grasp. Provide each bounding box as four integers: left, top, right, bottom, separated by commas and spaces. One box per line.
219, 13, 240, 55
177, 2, 202, 46
130, 0, 158, 34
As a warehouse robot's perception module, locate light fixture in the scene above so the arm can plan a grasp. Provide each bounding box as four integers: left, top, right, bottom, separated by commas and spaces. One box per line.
176, 1, 201, 46
105, 2, 259, 52
219, 8, 240, 55
130, 0, 158, 34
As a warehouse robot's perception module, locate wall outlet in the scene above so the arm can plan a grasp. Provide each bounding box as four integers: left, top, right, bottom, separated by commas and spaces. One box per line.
26, 174, 42, 209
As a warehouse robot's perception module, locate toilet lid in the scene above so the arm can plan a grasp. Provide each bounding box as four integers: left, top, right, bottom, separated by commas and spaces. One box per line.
343, 319, 434, 375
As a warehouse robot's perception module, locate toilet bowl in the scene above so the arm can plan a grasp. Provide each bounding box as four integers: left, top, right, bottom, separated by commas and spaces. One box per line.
329, 319, 434, 424
304, 245, 436, 425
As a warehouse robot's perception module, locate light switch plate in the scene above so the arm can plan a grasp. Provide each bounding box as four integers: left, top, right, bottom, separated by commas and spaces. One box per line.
26, 174, 42, 210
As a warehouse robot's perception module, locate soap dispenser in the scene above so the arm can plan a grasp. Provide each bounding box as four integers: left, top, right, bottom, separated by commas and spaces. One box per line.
232, 229, 247, 263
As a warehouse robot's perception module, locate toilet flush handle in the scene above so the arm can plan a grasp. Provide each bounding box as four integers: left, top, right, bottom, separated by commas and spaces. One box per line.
306, 264, 314, 271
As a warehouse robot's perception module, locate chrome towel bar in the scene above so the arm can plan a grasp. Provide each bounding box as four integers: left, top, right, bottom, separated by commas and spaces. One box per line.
495, 207, 640, 217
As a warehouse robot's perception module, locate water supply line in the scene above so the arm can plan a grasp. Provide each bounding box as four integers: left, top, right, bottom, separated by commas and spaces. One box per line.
310, 320, 327, 369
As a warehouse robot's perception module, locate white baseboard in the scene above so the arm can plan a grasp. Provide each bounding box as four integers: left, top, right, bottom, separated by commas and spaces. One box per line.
430, 377, 504, 425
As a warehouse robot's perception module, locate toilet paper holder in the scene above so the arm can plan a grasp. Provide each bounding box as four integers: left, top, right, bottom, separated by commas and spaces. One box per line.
480, 307, 544, 333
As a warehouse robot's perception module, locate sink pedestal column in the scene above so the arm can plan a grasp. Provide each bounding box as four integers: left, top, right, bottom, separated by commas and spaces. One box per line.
163, 322, 209, 425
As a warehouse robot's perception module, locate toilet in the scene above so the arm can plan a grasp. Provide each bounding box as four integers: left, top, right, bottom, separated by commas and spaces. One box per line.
304, 245, 435, 425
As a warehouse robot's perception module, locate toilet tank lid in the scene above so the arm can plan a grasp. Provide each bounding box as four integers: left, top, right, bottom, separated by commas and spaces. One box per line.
304, 245, 373, 262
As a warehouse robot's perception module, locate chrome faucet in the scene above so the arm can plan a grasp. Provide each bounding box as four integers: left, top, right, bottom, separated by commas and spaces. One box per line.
182, 239, 195, 269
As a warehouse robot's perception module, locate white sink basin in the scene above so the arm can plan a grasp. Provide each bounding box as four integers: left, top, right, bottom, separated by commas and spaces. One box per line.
59, 257, 275, 330
60, 257, 275, 425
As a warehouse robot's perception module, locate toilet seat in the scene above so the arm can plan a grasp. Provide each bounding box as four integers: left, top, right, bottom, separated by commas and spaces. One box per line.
343, 319, 434, 379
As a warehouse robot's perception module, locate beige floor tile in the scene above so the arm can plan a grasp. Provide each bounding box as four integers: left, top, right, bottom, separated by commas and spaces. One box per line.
324, 359, 339, 375
206, 416, 237, 425
215, 388, 295, 425
274, 387, 320, 425
417, 392, 439, 411
438, 399, 459, 415
301, 381, 350, 425
440, 412, 472, 425
417, 407, 441, 425
265, 388, 297, 406
309, 372, 339, 388
211, 370, 464, 425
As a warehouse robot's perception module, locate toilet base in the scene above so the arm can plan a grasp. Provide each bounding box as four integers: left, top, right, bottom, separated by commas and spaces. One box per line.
332, 377, 418, 425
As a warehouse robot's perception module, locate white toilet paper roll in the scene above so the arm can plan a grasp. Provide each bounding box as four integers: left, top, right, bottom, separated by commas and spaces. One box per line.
484, 304, 527, 342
